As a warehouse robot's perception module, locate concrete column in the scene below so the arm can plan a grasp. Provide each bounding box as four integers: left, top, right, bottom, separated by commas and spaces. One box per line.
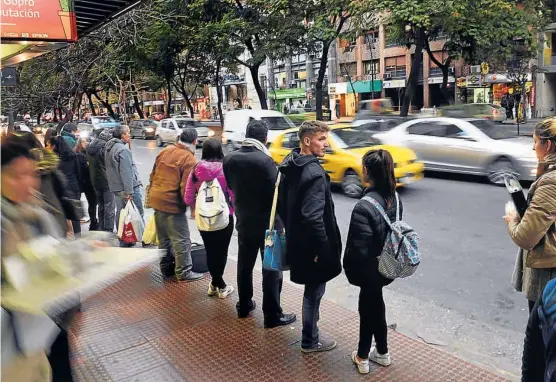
285, 57, 293, 88
424, 52, 431, 108
356, 36, 364, 78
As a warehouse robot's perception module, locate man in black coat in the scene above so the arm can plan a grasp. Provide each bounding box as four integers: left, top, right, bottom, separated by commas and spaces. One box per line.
279, 120, 342, 353
223, 120, 296, 328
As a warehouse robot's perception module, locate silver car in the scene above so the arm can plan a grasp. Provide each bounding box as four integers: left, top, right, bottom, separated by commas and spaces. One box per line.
156, 117, 213, 147
372, 117, 538, 184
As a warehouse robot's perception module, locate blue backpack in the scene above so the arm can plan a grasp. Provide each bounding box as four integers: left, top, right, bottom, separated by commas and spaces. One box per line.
363, 193, 421, 279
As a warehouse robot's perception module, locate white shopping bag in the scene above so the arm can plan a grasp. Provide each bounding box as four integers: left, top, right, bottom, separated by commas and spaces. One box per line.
117, 201, 144, 243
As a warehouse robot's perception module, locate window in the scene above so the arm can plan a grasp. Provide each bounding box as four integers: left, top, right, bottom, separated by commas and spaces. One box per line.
407, 122, 447, 137
441, 123, 464, 138
364, 30, 379, 45
468, 120, 515, 140
340, 63, 357, 78
385, 26, 401, 48
364, 60, 380, 75
385, 56, 406, 79
282, 132, 299, 149
261, 117, 295, 130
161, 121, 168, 129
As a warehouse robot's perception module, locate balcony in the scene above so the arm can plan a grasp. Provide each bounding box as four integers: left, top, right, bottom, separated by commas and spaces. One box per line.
338, 46, 357, 63
362, 42, 380, 61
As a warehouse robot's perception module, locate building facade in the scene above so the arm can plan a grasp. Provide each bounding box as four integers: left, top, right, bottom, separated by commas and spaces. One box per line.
536, 1, 556, 118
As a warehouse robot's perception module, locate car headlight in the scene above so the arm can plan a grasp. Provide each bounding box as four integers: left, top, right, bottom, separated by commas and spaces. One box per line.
208, 130, 215, 137
145, 127, 154, 133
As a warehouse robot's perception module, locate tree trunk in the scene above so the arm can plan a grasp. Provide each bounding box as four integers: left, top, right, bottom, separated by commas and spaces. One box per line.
92, 91, 116, 119
316, 41, 331, 121
401, 30, 425, 117
184, 93, 195, 118
165, 77, 172, 117
215, 60, 224, 128
130, 84, 144, 119
249, 64, 267, 110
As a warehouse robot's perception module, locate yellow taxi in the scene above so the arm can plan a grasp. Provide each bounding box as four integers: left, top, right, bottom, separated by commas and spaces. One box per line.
269, 124, 424, 198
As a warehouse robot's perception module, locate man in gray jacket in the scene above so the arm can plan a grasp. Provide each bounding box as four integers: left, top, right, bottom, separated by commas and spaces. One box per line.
105, 125, 144, 246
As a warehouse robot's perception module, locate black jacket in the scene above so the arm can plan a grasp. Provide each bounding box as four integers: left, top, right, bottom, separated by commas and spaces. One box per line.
86, 133, 110, 191
223, 146, 277, 234
278, 148, 342, 285
522, 279, 556, 382
58, 151, 82, 195
343, 189, 403, 288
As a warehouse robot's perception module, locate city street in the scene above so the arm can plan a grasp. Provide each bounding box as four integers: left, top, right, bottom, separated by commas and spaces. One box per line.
131, 136, 533, 379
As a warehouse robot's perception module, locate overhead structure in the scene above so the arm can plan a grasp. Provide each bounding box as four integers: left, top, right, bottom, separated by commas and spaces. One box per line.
1, 0, 141, 68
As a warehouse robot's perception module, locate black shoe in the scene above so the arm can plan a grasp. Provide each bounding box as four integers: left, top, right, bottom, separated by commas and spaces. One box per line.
301, 337, 337, 353
264, 313, 297, 329
177, 272, 205, 282
236, 300, 256, 318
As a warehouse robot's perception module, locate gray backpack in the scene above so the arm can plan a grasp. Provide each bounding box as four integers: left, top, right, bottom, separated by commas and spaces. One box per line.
362, 193, 421, 279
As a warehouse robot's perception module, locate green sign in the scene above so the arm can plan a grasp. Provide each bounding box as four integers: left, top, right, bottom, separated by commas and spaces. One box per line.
351, 80, 382, 93
270, 87, 307, 100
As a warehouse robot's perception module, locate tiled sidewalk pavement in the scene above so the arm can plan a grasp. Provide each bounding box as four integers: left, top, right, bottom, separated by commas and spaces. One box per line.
69, 262, 509, 382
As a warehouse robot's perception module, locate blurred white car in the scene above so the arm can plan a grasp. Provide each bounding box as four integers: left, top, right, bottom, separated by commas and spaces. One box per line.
370, 117, 537, 184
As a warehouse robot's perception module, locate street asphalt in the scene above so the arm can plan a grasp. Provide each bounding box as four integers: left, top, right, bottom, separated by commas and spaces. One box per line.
130, 136, 534, 380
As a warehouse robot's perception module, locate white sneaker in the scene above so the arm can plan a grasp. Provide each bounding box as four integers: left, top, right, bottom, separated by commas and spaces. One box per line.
351, 351, 370, 374
218, 285, 234, 299
369, 347, 391, 366
207, 283, 218, 297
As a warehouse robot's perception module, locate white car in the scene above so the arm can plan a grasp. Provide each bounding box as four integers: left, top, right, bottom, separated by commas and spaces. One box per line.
156, 117, 213, 147
370, 117, 538, 184
222, 109, 296, 152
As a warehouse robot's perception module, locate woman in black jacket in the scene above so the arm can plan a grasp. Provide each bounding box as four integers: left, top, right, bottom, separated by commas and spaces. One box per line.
343, 149, 402, 375
48, 136, 86, 237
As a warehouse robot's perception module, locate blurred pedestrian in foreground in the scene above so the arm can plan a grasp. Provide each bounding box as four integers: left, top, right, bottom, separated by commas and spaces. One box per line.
48, 136, 87, 237
223, 120, 295, 327
105, 125, 144, 247
506, 117, 556, 312
86, 129, 115, 232
1, 141, 63, 381
75, 137, 99, 230
344, 150, 401, 373
148, 129, 203, 281
185, 138, 235, 296
521, 278, 556, 382
279, 120, 341, 352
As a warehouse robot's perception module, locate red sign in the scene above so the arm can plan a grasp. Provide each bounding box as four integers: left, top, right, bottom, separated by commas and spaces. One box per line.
1, 0, 77, 42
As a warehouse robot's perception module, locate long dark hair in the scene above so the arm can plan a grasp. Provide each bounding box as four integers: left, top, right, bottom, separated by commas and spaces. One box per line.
201, 138, 224, 162
362, 149, 396, 207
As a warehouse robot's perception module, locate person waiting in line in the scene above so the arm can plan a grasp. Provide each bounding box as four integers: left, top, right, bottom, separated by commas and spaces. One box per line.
148, 129, 203, 282
60, 123, 78, 149
223, 120, 296, 327
506, 117, 556, 313
278, 121, 342, 352
75, 138, 99, 231
344, 150, 402, 374
184, 138, 235, 298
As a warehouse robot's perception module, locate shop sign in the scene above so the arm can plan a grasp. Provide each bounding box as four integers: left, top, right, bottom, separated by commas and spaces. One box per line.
152, 100, 165, 105
328, 82, 348, 94
270, 87, 307, 99
480, 62, 490, 75
143, 101, 153, 106
428, 76, 455, 85
530, 86, 535, 107
484, 74, 511, 84
1, 0, 78, 42
456, 77, 467, 87
0, 67, 17, 86
466, 75, 484, 87
383, 79, 406, 89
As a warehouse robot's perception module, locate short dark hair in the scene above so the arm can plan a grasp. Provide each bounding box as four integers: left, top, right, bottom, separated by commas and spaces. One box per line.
201, 138, 224, 162
245, 120, 268, 143
179, 128, 198, 144
44, 128, 57, 143
298, 120, 330, 141
1, 140, 35, 168
62, 123, 77, 133
113, 125, 129, 139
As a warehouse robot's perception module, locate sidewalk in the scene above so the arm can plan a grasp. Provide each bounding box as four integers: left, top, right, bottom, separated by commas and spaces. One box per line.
69, 261, 509, 381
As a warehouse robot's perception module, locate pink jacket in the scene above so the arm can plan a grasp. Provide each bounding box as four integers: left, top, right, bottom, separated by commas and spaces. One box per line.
184, 160, 235, 215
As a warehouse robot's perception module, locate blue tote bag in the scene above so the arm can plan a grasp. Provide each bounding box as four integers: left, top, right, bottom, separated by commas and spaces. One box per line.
263, 172, 288, 271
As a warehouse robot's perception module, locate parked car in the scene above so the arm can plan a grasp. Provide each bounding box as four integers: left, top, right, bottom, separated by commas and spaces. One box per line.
439, 103, 506, 122
286, 106, 316, 125
371, 117, 537, 185
269, 124, 424, 198
151, 112, 166, 121
156, 117, 213, 147
77, 116, 120, 137
130, 119, 157, 139
222, 109, 296, 152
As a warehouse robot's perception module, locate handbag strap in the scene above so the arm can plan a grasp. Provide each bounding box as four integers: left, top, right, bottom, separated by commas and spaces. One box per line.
268, 172, 281, 231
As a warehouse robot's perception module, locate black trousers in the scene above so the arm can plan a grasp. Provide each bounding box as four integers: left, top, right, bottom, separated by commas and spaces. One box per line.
199, 216, 234, 289
357, 286, 388, 358
237, 230, 283, 319
68, 190, 81, 236
48, 328, 74, 382
83, 188, 98, 229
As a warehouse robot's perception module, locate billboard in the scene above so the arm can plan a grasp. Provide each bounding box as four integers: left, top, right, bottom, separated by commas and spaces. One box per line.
1, 0, 77, 42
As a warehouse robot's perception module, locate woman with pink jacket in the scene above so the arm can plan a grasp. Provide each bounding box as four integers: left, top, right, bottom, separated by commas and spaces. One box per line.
184, 138, 235, 299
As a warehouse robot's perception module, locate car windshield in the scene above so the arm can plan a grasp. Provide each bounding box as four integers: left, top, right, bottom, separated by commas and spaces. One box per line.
354, 120, 401, 132
176, 119, 202, 128
92, 117, 116, 124
468, 120, 515, 140
261, 116, 295, 130
332, 128, 381, 149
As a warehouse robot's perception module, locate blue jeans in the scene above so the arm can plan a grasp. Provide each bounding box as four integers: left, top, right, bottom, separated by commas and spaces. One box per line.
155, 210, 193, 279
302, 282, 326, 348
96, 190, 115, 232
115, 186, 144, 246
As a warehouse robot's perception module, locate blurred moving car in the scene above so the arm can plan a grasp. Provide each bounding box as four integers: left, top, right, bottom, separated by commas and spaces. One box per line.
77, 116, 120, 137
130, 119, 157, 139
151, 112, 166, 121
439, 103, 506, 122
222, 109, 296, 152
33, 122, 57, 135
269, 125, 424, 198
156, 117, 213, 147
286, 105, 316, 125
371, 117, 537, 185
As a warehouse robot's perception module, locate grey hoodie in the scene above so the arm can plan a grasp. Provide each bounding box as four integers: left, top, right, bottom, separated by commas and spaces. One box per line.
104, 138, 142, 194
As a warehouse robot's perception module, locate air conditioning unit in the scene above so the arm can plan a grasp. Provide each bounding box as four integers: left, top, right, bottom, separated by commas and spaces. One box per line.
384, 73, 393, 79
470, 65, 481, 74
448, 67, 455, 75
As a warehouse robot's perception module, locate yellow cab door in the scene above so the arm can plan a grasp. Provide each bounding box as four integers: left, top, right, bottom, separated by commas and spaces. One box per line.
319, 132, 354, 183
270, 131, 299, 165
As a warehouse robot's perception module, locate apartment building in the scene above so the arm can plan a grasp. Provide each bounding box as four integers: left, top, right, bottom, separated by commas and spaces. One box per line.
536, 0, 556, 118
